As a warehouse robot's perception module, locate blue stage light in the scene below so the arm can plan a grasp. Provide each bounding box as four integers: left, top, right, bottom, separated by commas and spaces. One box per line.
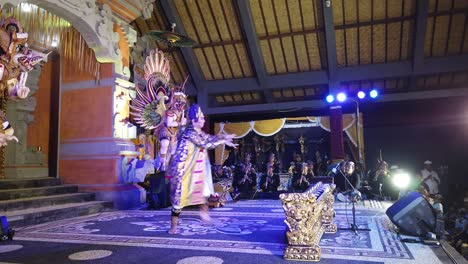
357, 91, 366, 99
369, 89, 379, 99
337, 92, 347, 102
326, 94, 334, 103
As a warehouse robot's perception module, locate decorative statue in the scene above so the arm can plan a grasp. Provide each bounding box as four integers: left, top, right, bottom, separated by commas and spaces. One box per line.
298, 134, 308, 160
239, 138, 245, 160
252, 136, 264, 169
130, 49, 187, 173
155, 81, 187, 172
274, 133, 281, 154
0, 17, 50, 147
0, 110, 17, 147
280, 134, 286, 153
274, 133, 286, 171
0, 17, 50, 99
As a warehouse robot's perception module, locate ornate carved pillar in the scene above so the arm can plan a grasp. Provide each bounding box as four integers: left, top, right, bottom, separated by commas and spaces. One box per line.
4, 66, 47, 178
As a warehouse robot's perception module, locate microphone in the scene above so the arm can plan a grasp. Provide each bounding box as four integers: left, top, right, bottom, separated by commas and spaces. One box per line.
331, 162, 341, 174
351, 190, 362, 201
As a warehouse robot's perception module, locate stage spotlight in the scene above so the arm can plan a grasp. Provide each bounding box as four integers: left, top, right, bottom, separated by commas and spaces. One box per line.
337, 92, 347, 102
369, 89, 379, 99
357, 91, 366, 99
392, 172, 410, 189
326, 94, 335, 103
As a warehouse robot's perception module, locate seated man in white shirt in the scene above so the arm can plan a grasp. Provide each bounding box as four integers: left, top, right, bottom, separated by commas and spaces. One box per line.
421, 160, 440, 196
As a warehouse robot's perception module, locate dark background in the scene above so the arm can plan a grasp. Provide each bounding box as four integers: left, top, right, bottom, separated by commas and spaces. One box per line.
211, 96, 468, 205
363, 96, 468, 205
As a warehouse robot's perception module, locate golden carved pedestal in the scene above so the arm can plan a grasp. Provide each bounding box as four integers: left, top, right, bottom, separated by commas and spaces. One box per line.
280, 182, 336, 261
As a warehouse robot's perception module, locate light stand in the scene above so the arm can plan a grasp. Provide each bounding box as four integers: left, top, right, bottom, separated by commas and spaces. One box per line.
337, 171, 371, 234
350, 98, 365, 190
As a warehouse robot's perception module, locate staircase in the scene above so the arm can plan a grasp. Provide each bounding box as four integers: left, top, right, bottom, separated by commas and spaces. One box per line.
0, 177, 113, 227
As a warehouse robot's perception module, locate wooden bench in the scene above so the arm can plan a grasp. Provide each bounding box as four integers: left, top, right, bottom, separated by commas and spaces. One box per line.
279, 181, 337, 261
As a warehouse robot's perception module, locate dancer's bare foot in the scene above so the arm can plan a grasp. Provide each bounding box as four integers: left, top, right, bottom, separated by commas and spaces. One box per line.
200, 204, 212, 223
168, 226, 178, 234
200, 211, 212, 223
168, 215, 179, 234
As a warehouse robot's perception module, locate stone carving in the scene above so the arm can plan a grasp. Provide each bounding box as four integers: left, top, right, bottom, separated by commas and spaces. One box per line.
138, 0, 155, 20
0, 17, 49, 100
6, 65, 46, 170
131, 35, 152, 71
0, 0, 120, 64
0, 15, 50, 148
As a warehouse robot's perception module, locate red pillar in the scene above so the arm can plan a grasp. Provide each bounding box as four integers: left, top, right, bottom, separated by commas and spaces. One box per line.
329, 105, 344, 161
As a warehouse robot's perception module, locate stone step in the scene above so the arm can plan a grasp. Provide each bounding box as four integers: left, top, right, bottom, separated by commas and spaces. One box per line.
0, 193, 96, 212
0, 177, 61, 190
5, 201, 114, 228
0, 185, 79, 201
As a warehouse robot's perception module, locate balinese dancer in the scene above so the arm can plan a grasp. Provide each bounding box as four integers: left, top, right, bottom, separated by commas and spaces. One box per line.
168, 104, 237, 234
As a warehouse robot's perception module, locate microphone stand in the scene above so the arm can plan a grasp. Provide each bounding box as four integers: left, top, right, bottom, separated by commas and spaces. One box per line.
338, 171, 371, 234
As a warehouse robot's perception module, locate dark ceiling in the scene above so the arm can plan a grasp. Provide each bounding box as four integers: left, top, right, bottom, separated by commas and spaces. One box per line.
131, 0, 468, 119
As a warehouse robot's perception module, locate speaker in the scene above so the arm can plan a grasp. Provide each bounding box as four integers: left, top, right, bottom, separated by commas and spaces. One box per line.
385, 191, 436, 237
0, 216, 14, 241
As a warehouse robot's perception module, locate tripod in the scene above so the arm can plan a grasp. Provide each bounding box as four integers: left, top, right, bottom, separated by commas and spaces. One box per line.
337, 171, 371, 234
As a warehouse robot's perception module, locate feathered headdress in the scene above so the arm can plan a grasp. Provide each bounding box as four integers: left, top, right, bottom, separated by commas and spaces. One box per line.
144, 49, 170, 90
130, 49, 171, 130
1, 17, 24, 33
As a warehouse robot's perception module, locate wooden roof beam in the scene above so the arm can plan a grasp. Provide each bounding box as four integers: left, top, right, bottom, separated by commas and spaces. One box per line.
413, 0, 429, 72
206, 86, 468, 115
408, 0, 429, 91
204, 53, 468, 95
336, 54, 468, 82
321, 0, 339, 93
206, 98, 327, 115
204, 71, 327, 94
263, 90, 274, 104
234, 0, 268, 87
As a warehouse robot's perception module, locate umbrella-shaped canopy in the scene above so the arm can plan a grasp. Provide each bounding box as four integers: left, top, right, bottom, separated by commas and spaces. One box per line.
146, 23, 196, 48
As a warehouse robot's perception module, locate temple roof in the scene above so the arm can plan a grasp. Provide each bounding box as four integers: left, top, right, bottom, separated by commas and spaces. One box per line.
130, 0, 468, 117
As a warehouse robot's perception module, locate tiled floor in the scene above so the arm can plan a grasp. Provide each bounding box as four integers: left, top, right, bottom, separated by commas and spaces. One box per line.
0, 200, 446, 264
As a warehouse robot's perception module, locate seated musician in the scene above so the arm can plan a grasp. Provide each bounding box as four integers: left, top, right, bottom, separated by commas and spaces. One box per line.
260, 163, 280, 192
368, 160, 389, 200
212, 164, 224, 182
292, 162, 314, 192
327, 160, 355, 194
263, 152, 279, 174
306, 160, 315, 177
235, 162, 257, 199
232, 153, 252, 186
